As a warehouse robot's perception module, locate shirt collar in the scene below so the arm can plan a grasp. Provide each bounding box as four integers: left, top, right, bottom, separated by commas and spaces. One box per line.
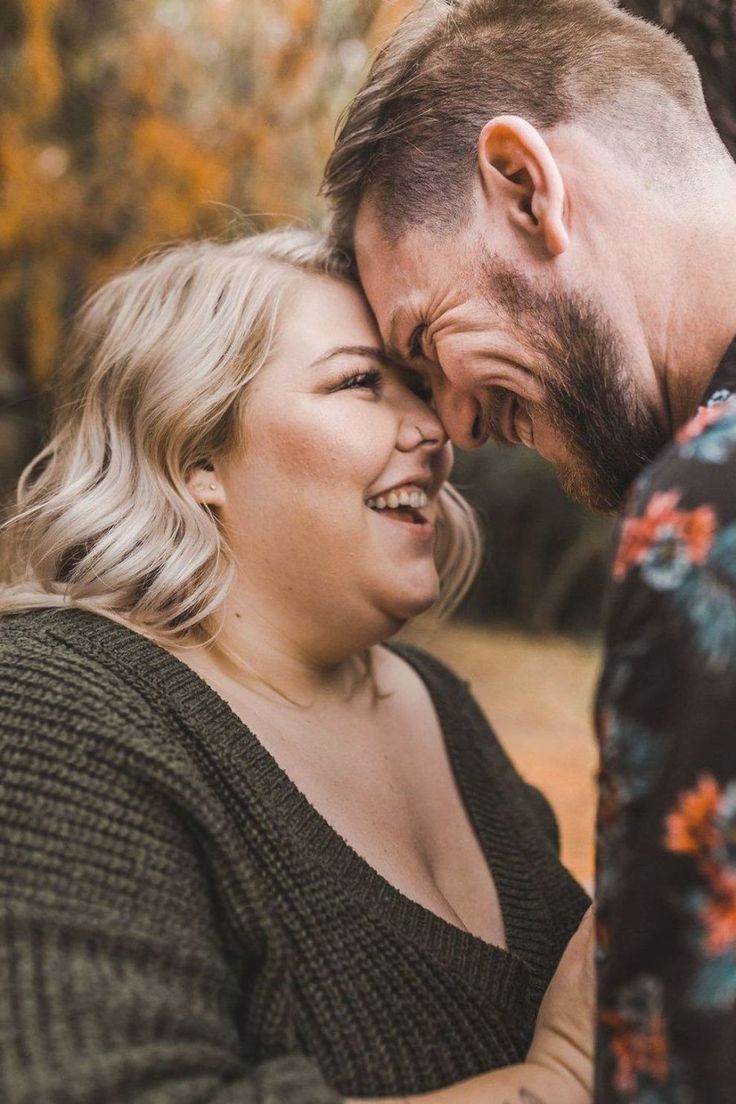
701, 336, 736, 408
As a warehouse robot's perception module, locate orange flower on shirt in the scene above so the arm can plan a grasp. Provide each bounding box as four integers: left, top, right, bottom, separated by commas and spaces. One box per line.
613, 491, 717, 582
599, 986, 669, 1095
701, 871, 736, 955
665, 777, 736, 970
611, 1020, 669, 1095
665, 775, 722, 856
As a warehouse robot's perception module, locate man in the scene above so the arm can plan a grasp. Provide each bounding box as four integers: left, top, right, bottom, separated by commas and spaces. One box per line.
323, 0, 736, 1100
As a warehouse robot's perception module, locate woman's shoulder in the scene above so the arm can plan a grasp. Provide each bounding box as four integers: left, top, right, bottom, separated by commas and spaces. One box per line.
1, 606, 162, 698
0, 606, 238, 833
382, 637, 564, 857
382, 638, 507, 761
381, 638, 508, 774
0, 607, 187, 754
382, 637, 474, 698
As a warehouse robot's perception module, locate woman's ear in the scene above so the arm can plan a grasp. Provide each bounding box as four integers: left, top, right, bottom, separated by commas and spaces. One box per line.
477, 115, 569, 257
186, 463, 226, 508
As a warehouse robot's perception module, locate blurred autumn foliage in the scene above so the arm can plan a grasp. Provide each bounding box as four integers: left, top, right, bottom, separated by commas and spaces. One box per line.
0, 1, 415, 384
0, 0, 416, 491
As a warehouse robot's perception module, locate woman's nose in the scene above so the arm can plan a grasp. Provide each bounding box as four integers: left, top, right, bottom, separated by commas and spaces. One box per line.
396, 396, 448, 453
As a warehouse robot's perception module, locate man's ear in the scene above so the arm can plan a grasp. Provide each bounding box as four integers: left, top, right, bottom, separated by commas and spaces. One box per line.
186, 463, 226, 508
477, 115, 569, 257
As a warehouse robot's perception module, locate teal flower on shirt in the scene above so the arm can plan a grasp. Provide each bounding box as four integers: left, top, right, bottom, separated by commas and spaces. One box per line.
687, 925, 736, 1011
674, 523, 736, 671
677, 404, 736, 464
603, 710, 667, 807
641, 523, 694, 590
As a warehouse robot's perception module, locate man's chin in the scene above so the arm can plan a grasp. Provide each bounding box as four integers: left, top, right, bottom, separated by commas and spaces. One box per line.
556, 457, 627, 515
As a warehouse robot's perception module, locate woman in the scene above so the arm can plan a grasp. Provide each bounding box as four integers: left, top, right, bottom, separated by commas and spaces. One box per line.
0, 229, 591, 1103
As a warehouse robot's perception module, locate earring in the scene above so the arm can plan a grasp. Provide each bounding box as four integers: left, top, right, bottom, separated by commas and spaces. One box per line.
208, 483, 216, 491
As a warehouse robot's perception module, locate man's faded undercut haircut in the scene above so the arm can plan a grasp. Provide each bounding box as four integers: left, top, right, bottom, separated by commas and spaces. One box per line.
323, 0, 722, 250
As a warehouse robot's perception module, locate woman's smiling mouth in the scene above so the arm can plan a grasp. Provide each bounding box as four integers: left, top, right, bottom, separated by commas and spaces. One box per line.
367, 487, 428, 511
365, 484, 435, 534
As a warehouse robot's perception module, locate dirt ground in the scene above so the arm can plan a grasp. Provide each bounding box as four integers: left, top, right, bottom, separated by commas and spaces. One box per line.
402, 618, 601, 891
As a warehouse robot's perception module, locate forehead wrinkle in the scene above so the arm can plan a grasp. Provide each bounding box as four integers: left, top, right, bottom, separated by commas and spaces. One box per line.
386, 301, 423, 359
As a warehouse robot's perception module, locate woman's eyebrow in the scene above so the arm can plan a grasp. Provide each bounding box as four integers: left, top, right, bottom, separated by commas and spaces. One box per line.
309, 345, 396, 369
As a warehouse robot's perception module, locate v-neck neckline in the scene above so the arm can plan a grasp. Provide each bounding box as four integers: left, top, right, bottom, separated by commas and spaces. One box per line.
38, 609, 548, 1008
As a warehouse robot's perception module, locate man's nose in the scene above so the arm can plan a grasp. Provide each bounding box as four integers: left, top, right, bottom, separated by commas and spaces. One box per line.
432, 386, 487, 450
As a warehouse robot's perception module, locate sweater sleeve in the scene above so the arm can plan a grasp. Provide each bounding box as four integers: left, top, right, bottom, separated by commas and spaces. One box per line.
0, 641, 341, 1104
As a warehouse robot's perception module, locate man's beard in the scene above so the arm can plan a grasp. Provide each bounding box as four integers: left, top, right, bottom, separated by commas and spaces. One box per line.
480, 255, 669, 513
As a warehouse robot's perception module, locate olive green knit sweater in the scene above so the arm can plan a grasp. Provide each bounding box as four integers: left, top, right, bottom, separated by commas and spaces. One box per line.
0, 608, 588, 1104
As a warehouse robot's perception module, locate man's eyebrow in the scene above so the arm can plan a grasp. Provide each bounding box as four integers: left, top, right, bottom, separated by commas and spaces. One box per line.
309, 344, 397, 369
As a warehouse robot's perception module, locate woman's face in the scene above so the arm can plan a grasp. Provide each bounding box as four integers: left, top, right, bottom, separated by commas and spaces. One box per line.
212, 272, 453, 645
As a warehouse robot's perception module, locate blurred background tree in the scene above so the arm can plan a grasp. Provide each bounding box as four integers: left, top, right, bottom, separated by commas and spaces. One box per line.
1, 0, 734, 634
623, 0, 736, 154
0, 0, 394, 489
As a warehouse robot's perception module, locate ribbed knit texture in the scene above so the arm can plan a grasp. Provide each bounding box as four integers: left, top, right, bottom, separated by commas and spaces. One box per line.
0, 608, 588, 1104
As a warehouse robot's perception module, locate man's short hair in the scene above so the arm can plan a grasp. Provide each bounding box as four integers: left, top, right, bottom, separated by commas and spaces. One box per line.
322, 0, 719, 251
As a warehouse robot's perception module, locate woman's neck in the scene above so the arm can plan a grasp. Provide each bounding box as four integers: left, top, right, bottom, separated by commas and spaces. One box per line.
183, 591, 394, 708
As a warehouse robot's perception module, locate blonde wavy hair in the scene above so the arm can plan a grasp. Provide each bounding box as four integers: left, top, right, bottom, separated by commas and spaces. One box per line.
0, 229, 481, 655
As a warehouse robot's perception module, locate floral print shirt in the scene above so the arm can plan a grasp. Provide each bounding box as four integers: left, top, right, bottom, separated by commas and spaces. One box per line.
596, 339, 736, 1103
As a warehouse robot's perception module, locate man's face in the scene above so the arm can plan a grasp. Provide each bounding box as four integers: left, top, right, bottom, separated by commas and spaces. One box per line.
355, 204, 668, 514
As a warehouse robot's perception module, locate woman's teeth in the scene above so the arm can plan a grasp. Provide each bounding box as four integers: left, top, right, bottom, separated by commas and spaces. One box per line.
367, 489, 428, 510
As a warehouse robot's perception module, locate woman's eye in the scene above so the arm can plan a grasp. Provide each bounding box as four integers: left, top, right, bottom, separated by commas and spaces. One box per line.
340, 370, 382, 391
409, 376, 433, 402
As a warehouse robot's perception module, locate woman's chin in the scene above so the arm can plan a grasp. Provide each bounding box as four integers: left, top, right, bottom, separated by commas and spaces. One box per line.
379, 579, 440, 626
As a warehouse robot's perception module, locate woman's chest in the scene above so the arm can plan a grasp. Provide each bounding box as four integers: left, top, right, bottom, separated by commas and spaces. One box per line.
237, 860, 533, 1097
181, 707, 583, 1097
227, 687, 508, 948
